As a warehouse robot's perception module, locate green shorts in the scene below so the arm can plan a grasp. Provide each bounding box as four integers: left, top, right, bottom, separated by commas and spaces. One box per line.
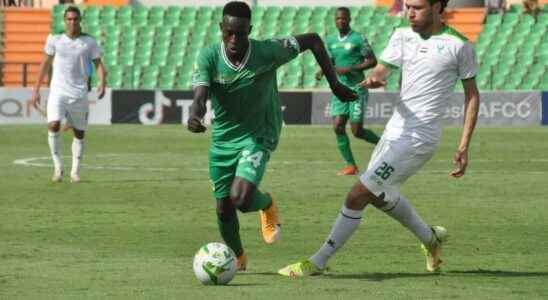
330, 90, 368, 123
209, 143, 271, 199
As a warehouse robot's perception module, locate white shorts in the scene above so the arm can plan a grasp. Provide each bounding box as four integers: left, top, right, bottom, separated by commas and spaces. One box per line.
47, 92, 89, 131
360, 136, 438, 204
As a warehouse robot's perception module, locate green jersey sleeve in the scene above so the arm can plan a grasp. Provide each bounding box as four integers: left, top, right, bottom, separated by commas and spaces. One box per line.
266, 36, 300, 68
326, 36, 334, 60
360, 35, 374, 58
192, 46, 215, 87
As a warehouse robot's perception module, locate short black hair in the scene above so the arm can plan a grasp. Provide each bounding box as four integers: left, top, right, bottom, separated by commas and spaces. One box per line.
429, 0, 449, 13
64, 6, 81, 18
336, 7, 351, 16
223, 1, 251, 20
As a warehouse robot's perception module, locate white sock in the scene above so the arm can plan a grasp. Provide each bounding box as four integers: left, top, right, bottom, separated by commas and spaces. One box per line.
48, 131, 63, 172
71, 138, 84, 176
380, 195, 433, 246
309, 205, 363, 270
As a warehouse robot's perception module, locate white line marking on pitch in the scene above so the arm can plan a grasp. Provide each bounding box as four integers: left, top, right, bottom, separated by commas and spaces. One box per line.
14, 155, 548, 175
13, 155, 180, 172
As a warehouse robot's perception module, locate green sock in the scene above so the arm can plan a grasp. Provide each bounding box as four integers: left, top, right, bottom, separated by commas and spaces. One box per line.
239, 190, 272, 213
357, 128, 380, 144
336, 133, 356, 166
217, 213, 243, 257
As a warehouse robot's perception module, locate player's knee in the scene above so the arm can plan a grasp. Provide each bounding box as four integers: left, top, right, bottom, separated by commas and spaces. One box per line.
372, 189, 400, 210
73, 130, 85, 139
334, 124, 346, 135
351, 126, 363, 138
229, 190, 253, 212
345, 182, 375, 209
217, 199, 236, 221
48, 122, 61, 132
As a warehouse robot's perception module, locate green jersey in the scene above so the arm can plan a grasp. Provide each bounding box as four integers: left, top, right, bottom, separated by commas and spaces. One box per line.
326, 30, 374, 87
193, 37, 300, 151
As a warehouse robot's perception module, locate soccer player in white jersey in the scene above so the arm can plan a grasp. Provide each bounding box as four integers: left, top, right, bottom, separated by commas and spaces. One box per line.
31, 6, 106, 183
279, 0, 480, 276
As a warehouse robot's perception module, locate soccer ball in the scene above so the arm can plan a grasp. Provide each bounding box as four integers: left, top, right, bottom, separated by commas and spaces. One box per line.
193, 242, 237, 285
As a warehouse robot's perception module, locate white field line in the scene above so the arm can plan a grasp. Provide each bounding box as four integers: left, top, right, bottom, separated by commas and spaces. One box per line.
13, 155, 548, 174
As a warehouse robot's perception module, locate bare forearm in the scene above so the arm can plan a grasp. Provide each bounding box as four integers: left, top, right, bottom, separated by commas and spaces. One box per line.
190, 86, 208, 118
295, 33, 338, 86
96, 63, 106, 88
372, 63, 391, 80
34, 60, 51, 92
459, 94, 479, 150
350, 57, 377, 72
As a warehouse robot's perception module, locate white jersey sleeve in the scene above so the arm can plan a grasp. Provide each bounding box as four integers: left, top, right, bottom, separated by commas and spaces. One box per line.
457, 42, 478, 80
380, 29, 403, 68
44, 34, 56, 56
88, 38, 102, 60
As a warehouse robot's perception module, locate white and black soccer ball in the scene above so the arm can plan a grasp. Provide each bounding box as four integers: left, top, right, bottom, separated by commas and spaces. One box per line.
193, 242, 237, 285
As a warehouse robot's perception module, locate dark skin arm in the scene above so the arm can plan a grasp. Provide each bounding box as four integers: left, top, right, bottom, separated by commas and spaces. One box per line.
187, 85, 208, 133
294, 33, 357, 102
316, 51, 378, 78
188, 33, 358, 133
335, 53, 377, 75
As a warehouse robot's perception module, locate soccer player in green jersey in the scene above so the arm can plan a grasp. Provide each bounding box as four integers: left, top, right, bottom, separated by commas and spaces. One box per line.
317, 7, 381, 176
187, 1, 357, 271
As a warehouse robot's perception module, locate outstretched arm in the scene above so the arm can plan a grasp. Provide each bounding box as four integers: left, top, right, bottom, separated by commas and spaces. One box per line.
450, 78, 480, 178
359, 63, 391, 89
187, 85, 209, 133
294, 33, 357, 102
337, 53, 378, 75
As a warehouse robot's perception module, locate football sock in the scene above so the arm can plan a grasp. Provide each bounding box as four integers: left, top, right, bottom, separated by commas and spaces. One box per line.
355, 128, 380, 144
71, 138, 84, 176
336, 133, 356, 166
379, 195, 433, 246
217, 213, 244, 257
48, 131, 63, 171
239, 190, 272, 213
310, 205, 363, 269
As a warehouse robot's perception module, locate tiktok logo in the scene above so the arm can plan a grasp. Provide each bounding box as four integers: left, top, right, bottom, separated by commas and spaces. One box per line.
138, 91, 213, 125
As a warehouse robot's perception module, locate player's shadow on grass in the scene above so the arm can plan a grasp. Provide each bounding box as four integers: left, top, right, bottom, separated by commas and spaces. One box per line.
448, 269, 548, 277
323, 272, 438, 281
227, 283, 266, 287
323, 270, 548, 281
237, 272, 278, 276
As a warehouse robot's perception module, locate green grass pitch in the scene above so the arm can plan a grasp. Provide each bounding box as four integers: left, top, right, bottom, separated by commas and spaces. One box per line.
1, 125, 548, 299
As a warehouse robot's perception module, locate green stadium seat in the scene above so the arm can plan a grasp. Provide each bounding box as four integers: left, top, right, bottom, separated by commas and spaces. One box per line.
142, 66, 160, 77
165, 9, 181, 27
138, 26, 155, 40
117, 6, 132, 21
508, 4, 524, 13
538, 13, 548, 26
140, 76, 158, 90
100, 6, 116, 23
503, 80, 520, 90
485, 14, 503, 26
52, 4, 65, 16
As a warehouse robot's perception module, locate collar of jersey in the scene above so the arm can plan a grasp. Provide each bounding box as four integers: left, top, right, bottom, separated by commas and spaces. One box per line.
418, 24, 448, 40
220, 40, 252, 72
338, 30, 353, 42
63, 32, 85, 41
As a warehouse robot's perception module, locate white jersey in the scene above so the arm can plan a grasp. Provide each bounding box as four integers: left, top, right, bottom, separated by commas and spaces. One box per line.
380, 25, 477, 144
44, 33, 102, 99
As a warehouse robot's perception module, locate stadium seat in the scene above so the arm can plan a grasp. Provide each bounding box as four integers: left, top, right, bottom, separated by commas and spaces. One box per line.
57, 5, 534, 90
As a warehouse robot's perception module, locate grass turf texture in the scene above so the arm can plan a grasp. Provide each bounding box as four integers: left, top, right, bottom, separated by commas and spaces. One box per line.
1, 125, 548, 299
